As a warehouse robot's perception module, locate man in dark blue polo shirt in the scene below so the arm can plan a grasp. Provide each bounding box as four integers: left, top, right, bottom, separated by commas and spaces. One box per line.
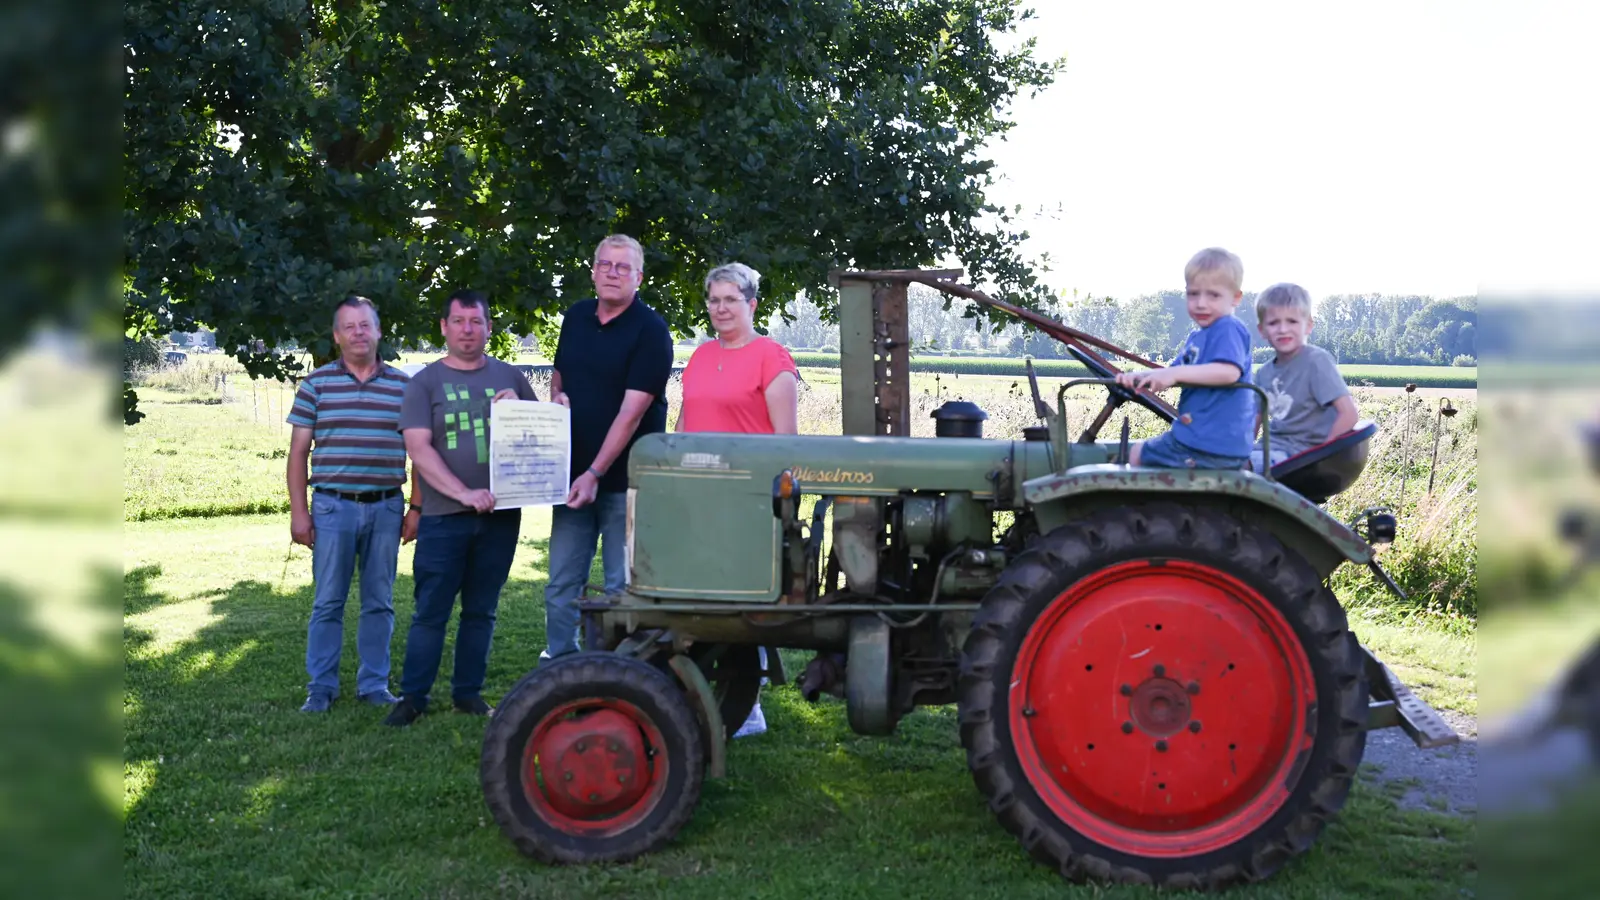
542, 234, 674, 660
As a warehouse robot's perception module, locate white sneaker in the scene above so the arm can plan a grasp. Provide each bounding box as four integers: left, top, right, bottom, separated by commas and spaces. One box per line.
732, 701, 767, 738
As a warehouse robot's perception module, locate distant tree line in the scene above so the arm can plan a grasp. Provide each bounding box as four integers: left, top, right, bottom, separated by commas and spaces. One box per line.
758, 285, 1478, 367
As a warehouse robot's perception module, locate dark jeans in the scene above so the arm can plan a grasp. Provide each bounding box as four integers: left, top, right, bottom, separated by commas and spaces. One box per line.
540, 491, 628, 662
398, 509, 522, 709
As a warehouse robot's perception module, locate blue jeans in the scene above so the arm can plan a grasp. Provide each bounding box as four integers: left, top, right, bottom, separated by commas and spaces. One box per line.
1248, 444, 1291, 473
1138, 431, 1248, 470
541, 491, 628, 661
306, 491, 404, 698
399, 509, 522, 708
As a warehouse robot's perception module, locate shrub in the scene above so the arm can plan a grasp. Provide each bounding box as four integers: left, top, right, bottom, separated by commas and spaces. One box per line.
124, 336, 162, 377
1452, 354, 1477, 367
1326, 390, 1477, 627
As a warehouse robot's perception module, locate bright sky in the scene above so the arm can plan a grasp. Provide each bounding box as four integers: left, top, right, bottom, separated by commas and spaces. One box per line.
981, 1, 1600, 301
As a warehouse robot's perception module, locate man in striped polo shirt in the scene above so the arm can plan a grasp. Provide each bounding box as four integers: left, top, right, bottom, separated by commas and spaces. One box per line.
286, 294, 420, 713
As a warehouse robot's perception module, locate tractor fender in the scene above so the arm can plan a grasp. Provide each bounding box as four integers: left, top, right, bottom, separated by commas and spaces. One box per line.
666, 654, 727, 780
1020, 464, 1373, 573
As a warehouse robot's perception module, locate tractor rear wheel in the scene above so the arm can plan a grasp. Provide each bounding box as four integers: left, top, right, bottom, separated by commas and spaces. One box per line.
481, 652, 704, 864
957, 503, 1367, 889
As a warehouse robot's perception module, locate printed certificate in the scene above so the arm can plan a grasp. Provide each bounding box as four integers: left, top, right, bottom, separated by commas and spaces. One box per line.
489, 400, 570, 508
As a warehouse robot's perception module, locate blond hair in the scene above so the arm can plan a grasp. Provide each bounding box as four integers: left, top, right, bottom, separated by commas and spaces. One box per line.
1255, 282, 1313, 319
1184, 247, 1243, 293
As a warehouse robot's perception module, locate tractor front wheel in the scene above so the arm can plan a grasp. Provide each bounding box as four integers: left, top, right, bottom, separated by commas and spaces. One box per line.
957, 503, 1367, 889
481, 652, 704, 864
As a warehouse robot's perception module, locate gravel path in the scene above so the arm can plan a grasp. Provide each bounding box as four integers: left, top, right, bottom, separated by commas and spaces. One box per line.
1358, 709, 1478, 816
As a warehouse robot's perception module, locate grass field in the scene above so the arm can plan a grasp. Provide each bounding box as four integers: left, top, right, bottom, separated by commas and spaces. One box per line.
122, 360, 1480, 898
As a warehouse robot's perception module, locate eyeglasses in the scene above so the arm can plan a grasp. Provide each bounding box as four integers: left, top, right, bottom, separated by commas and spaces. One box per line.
593, 259, 635, 277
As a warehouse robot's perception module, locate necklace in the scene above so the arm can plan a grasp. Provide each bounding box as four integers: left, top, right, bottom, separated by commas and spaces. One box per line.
716, 334, 754, 371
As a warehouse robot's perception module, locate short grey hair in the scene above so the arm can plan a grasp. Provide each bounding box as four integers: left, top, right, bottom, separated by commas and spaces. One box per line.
593, 234, 645, 271
704, 262, 761, 302
1255, 282, 1313, 319
334, 293, 380, 329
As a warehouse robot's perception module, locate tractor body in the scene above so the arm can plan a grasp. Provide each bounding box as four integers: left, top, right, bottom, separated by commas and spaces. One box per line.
480, 269, 1459, 889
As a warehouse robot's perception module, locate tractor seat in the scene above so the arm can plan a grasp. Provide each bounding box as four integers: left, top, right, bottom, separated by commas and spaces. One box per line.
1269, 420, 1379, 504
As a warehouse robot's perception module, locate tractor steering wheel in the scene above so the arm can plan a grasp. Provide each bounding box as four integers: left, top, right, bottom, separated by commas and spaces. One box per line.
1065, 345, 1176, 424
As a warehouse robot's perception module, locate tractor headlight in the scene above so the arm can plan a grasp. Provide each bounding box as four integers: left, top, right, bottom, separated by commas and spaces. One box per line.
1366, 511, 1397, 545
1350, 506, 1397, 546
1561, 509, 1588, 542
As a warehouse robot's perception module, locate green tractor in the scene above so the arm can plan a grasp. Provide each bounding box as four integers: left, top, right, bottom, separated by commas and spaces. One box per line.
479, 269, 1458, 890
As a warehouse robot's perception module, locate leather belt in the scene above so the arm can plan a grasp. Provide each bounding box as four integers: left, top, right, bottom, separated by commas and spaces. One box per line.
313, 487, 402, 503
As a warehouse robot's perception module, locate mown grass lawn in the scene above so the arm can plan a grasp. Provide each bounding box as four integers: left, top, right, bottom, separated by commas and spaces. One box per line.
124, 514, 1474, 900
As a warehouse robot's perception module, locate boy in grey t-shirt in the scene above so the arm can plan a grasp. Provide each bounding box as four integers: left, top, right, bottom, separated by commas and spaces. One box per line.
1249, 283, 1360, 472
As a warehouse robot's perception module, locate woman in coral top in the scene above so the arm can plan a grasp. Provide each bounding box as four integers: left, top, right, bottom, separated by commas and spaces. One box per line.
678, 262, 799, 436
677, 262, 799, 738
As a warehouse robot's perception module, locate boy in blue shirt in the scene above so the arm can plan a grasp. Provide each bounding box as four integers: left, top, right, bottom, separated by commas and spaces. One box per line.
1115, 247, 1256, 469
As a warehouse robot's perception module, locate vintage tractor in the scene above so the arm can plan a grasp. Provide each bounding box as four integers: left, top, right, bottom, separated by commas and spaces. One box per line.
479, 268, 1459, 890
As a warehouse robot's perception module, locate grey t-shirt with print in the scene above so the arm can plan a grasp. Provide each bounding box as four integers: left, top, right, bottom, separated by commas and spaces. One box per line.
398, 358, 538, 516
1255, 343, 1350, 459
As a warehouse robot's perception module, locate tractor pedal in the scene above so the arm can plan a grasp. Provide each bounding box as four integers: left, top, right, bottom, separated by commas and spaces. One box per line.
1369, 654, 1460, 749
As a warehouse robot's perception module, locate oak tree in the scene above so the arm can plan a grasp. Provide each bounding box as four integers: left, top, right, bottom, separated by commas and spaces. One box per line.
124, 0, 1061, 401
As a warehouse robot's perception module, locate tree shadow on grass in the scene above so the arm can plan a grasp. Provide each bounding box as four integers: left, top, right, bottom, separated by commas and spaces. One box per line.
0, 567, 121, 900
122, 533, 561, 898
124, 563, 166, 617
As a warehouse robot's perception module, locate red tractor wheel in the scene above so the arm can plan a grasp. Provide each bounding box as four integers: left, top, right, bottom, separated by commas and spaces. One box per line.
481, 652, 704, 864
957, 503, 1368, 889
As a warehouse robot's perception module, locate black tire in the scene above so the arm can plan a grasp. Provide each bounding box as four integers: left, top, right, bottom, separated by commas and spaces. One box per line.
688, 643, 764, 741
957, 502, 1368, 889
481, 652, 705, 864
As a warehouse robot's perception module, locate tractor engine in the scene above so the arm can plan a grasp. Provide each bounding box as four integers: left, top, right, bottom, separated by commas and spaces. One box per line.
794, 399, 1046, 724
830, 400, 1001, 601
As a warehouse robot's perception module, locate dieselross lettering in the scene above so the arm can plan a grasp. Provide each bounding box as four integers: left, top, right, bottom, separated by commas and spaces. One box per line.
791, 465, 875, 485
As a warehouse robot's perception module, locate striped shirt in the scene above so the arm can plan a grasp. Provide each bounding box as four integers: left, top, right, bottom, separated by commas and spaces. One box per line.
286, 360, 410, 492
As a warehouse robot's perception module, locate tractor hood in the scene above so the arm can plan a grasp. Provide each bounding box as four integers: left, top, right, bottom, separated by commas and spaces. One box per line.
628, 431, 1060, 501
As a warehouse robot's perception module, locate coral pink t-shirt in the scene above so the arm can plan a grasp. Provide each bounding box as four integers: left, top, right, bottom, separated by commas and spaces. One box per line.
678, 337, 799, 434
